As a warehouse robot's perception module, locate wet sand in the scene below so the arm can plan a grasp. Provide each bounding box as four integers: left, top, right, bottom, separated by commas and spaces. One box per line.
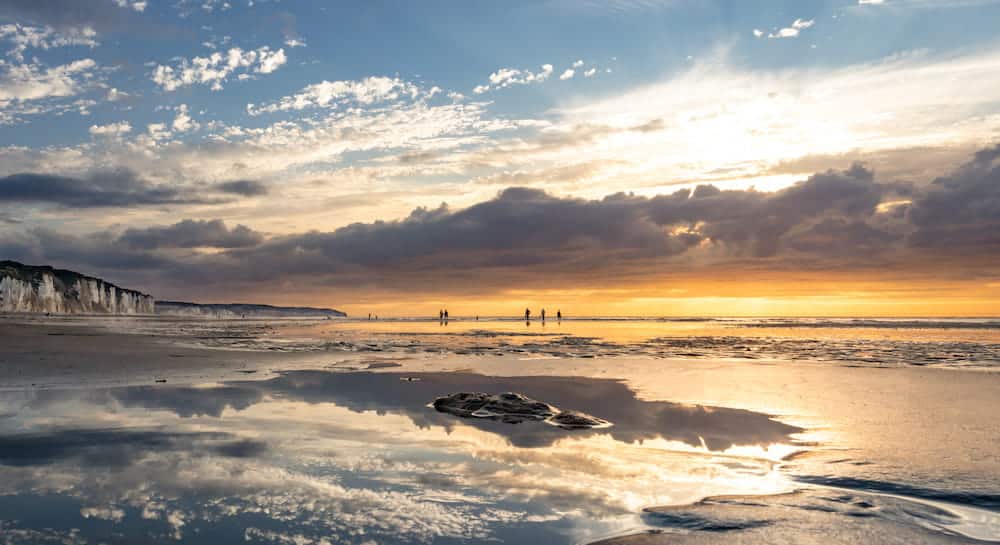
0, 315, 998, 543
0, 318, 328, 389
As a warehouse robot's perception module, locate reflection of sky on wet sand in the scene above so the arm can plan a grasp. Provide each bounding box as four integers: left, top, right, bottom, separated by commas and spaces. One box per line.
0, 371, 803, 544
271, 318, 1000, 369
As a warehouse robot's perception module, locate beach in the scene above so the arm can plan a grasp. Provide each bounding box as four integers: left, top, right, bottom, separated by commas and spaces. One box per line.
0, 315, 997, 544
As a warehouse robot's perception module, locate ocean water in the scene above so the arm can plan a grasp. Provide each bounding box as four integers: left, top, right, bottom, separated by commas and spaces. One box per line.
0, 315, 997, 544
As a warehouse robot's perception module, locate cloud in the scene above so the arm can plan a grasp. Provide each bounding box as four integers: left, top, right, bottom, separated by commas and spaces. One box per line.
0, 57, 100, 123
170, 104, 199, 132
548, 47, 1000, 193
247, 76, 423, 116
0, 428, 266, 466
0, 23, 98, 60
119, 219, 265, 249
112, 0, 146, 11
559, 68, 575, 80
473, 64, 554, 93
215, 179, 267, 196
583, 67, 597, 77
151, 45, 287, 91
105, 87, 129, 101
0, 57, 96, 101
88, 121, 131, 136
14, 146, 995, 299
0, 169, 222, 207
768, 18, 814, 39
907, 143, 1000, 251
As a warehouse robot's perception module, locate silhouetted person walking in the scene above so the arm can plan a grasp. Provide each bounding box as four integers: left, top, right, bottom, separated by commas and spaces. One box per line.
541, 308, 546, 322
557, 310, 562, 322
525, 308, 531, 322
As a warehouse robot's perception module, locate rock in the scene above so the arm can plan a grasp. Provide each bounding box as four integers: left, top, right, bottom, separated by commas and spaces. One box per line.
433, 392, 556, 423
432, 392, 611, 429
547, 410, 611, 430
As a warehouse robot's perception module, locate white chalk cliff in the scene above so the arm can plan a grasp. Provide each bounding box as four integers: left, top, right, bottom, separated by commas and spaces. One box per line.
0, 261, 154, 314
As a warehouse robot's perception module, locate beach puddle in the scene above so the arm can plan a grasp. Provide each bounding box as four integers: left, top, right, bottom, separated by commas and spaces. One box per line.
0, 368, 996, 544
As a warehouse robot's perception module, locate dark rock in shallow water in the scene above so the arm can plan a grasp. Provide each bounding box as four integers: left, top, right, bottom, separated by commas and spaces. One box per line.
432, 392, 611, 429
547, 410, 611, 430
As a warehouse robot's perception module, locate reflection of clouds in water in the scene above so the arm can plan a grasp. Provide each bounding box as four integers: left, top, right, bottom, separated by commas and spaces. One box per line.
115, 371, 801, 450
0, 371, 805, 544
0, 449, 522, 543
0, 522, 86, 545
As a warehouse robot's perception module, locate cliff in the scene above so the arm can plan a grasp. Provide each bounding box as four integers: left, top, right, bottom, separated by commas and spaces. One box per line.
0, 260, 155, 314
155, 301, 346, 318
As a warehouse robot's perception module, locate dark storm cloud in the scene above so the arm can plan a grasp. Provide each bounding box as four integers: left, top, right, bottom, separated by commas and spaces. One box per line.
0, 170, 271, 208
2, 227, 169, 271
215, 179, 268, 196
0, 170, 220, 208
230, 162, 895, 279
5, 145, 998, 296
907, 143, 1000, 251
120, 219, 264, 250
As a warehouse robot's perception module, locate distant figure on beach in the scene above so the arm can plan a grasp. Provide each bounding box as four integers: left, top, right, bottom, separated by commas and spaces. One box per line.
525, 308, 531, 321
444, 309, 449, 320
557, 310, 562, 322
368, 313, 371, 321
541, 308, 546, 322
439, 309, 444, 321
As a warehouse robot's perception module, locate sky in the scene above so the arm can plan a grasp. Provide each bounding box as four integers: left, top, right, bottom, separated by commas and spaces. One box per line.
1, 0, 999, 316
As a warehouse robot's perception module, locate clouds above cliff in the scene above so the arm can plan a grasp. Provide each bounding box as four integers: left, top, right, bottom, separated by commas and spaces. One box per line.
120, 219, 264, 249
5, 146, 998, 302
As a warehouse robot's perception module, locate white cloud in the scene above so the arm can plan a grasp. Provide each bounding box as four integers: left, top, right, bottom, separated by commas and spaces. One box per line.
572, 59, 584, 68
284, 38, 306, 48
768, 18, 815, 39
858, 0, 885, 3
559, 68, 575, 80
474, 63, 554, 93
753, 29, 764, 38
543, 47, 1000, 195
256, 48, 286, 74
114, 0, 148, 11
151, 45, 287, 91
147, 122, 170, 140
89, 121, 132, 136
0, 58, 100, 123
247, 76, 425, 115
171, 104, 199, 133
584, 68, 597, 77
106, 87, 129, 102
0, 24, 98, 61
